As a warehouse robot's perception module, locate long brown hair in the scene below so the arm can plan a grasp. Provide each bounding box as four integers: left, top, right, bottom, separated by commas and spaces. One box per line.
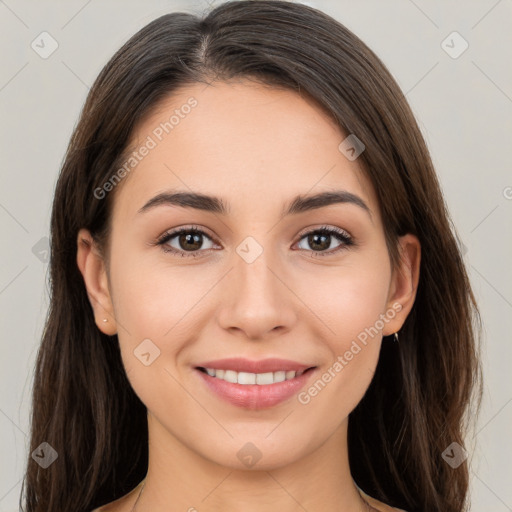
21, 1, 482, 511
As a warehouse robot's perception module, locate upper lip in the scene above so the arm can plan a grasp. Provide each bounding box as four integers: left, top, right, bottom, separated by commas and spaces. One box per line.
196, 357, 316, 374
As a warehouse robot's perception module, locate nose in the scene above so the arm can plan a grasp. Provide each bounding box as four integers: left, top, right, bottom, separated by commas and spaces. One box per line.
216, 247, 297, 341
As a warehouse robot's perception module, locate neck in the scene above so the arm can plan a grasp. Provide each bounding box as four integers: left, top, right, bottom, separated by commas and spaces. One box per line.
134, 412, 369, 512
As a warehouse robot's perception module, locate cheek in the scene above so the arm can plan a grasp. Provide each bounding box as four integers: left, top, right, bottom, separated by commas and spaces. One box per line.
108, 247, 229, 397
295, 256, 391, 413
109, 246, 214, 336
302, 254, 391, 346
332, 271, 389, 343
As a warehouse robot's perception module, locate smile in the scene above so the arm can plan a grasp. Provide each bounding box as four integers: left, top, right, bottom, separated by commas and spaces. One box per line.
197, 367, 311, 385
194, 359, 318, 409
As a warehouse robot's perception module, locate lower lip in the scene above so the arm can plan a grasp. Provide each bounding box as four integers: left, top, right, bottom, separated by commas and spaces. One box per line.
195, 368, 316, 409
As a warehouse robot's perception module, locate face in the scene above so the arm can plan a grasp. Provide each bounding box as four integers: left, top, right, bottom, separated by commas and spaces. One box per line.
78, 79, 419, 471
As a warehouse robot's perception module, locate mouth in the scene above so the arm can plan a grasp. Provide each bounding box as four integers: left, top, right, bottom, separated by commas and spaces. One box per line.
194, 360, 318, 409
196, 366, 316, 385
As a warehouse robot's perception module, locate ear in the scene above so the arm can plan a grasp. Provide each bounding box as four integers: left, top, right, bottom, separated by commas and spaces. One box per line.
382, 233, 421, 336
76, 228, 117, 335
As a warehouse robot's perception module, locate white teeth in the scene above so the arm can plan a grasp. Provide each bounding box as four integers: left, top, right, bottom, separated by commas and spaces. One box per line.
273, 371, 286, 383
237, 372, 256, 385
256, 372, 274, 385
224, 370, 238, 383
202, 368, 306, 385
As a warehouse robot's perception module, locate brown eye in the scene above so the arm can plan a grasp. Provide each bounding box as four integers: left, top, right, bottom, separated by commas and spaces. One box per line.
296, 227, 353, 256
157, 227, 217, 258
174, 231, 205, 251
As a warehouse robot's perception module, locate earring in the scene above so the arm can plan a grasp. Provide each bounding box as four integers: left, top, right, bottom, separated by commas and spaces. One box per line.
102, 318, 108, 323
393, 332, 399, 342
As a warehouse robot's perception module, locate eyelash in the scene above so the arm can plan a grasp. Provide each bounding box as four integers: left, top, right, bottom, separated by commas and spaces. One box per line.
155, 224, 354, 259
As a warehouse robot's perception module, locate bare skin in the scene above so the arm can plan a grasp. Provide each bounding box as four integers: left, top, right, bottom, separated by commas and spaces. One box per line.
78, 79, 419, 512
92, 480, 403, 512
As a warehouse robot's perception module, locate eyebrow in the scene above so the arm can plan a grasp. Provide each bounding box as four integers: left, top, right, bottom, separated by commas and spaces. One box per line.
137, 190, 372, 220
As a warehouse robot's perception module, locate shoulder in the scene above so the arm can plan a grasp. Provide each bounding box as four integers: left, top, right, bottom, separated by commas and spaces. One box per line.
359, 488, 408, 512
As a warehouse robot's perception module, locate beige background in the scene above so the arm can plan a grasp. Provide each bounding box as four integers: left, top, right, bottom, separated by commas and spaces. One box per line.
1, 0, 511, 510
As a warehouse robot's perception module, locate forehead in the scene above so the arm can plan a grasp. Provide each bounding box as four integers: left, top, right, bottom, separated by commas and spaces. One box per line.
112, 80, 378, 222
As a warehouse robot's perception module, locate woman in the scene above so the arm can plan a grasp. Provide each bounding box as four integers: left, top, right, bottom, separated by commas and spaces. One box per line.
21, 1, 482, 511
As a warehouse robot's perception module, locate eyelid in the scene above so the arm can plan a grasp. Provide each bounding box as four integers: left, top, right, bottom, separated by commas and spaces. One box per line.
156, 224, 217, 244
295, 224, 351, 239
